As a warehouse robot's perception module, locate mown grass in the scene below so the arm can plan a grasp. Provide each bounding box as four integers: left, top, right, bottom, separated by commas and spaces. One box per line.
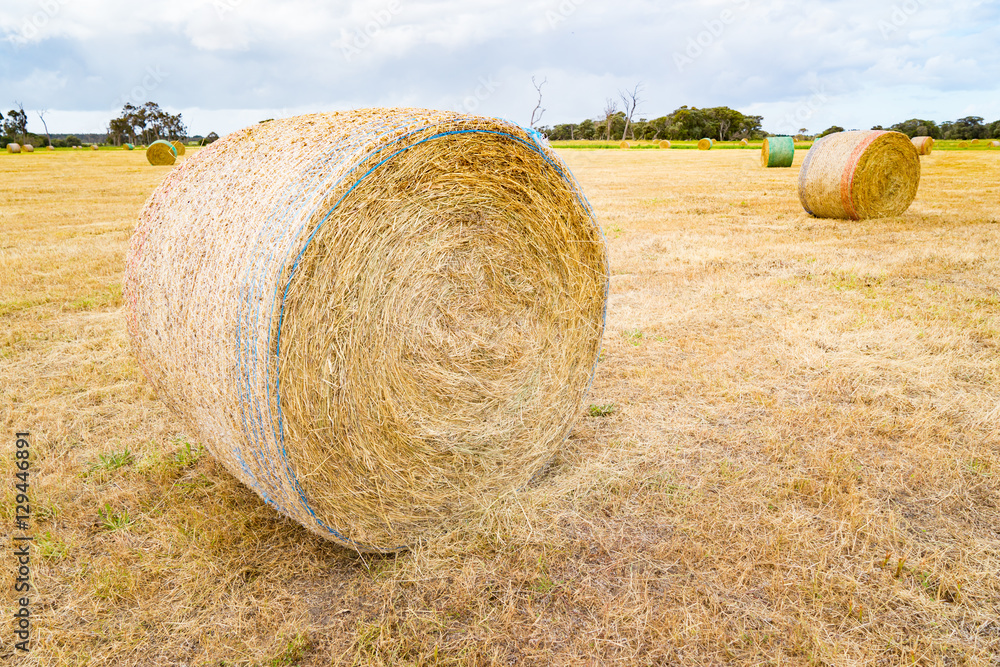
1, 147, 998, 665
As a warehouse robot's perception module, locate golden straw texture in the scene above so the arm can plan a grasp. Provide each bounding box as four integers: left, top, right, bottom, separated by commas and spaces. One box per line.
740, 138, 749, 146
619, 141, 631, 149
959, 142, 969, 148
697, 138, 713, 150
172, 140, 186, 156
971, 138, 980, 144
658, 140, 670, 149
911, 136, 934, 155
798, 130, 920, 220
146, 141, 176, 166
123, 109, 609, 552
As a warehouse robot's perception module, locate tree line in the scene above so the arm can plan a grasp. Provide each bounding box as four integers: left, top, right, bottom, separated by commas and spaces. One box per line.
539, 105, 765, 142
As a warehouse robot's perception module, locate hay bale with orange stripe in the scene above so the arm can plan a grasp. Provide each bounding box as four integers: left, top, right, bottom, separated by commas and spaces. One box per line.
798, 130, 920, 220
911, 136, 933, 155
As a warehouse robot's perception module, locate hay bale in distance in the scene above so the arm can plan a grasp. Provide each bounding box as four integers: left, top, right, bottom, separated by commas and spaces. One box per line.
123, 109, 609, 552
911, 136, 934, 155
991, 141, 1000, 148
658, 140, 671, 149
145, 140, 177, 166
91, 144, 99, 151
619, 141, 631, 149
761, 136, 794, 168
171, 140, 186, 156
6, 143, 20, 153
124, 143, 135, 150
798, 130, 920, 220
23, 144, 34, 153
740, 138, 749, 146
47, 145, 55, 151
971, 138, 980, 144
959, 141, 969, 148
697, 138, 713, 150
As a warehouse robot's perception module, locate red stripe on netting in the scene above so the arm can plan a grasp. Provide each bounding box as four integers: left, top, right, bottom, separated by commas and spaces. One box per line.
840, 131, 884, 220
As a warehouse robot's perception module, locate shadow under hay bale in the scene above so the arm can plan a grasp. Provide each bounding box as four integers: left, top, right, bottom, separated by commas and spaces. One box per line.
761, 136, 794, 168
911, 136, 934, 155
123, 109, 610, 552
798, 130, 920, 220
146, 140, 177, 166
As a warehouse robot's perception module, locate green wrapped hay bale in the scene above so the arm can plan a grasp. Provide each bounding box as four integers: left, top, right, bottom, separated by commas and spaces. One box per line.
798, 130, 920, 220
146, 139, 177, 165
761, 136, 794, 168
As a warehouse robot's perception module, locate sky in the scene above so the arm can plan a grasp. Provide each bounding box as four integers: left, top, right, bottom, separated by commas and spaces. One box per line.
1, 0, 998, 136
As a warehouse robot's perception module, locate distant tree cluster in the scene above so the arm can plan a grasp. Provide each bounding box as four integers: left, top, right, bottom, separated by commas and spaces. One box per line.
107, 102, 187, 146
816, 117, 1000, 141
539, 105, 765, 142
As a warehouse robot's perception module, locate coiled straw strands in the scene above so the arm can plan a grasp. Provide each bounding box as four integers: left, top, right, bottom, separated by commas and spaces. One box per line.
146, 140, 177, 165
658, 140, 671, 149
6, 143, 20, 153
697, 138, 713, 150
123, 109, 609, 552
911, 136, 933, 155
798, 130, 920, 220
171, 140, 186, 156
761, 136, 794, 168
22, 144, 33, 153
619, 141, 631, 149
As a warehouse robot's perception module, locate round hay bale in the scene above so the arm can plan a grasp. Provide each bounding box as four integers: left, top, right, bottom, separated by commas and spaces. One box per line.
6, 143, 20, 153
797, 130, 920, 220
658, 140, 671, 149
958, 141, 969, 148
123, 109, 609, 552
990, 141, 1000, 148
124, 143, 135, 150
911, 136, 934, 155
760, 136, 794, 168
697, 138, 713, 150
22, 144, 34, 153
47, 145, 55, 151
619, 141, 631, 149
971, 138, 980, 144
91, 144, 99, 151
740, 138, 749, 146
171, 140, 186, 156
146, 140, 177, 166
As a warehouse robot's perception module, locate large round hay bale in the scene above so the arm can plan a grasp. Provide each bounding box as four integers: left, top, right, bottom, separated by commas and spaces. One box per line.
123, 109, 609, 552
23, 144, 34, 153
619, 141, 631, 149
6, 143, 20, 153
146, 140, 177, 166
658, 140, 671, 149
697, 138, 713, 150
990, 141, 1000, 148
797, 130, 920, 220
171, 140, 186, 156
911, 136, 933, 155
971, 138, 980, 145
761, 136, 794, 168
958, 141, 969, 148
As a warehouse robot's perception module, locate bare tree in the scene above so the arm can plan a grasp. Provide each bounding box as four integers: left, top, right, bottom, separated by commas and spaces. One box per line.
619, 83, 643, 141
36, 109, 52, 147
529, 76, 546, 128
602, 98, 618, 140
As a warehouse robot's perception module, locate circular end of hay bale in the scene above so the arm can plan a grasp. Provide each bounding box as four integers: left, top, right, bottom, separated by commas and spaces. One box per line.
123, 110, 610, 552
619, 140, 631, 149
6, 143, 21, 153
658, 140, 671, 149
911, 136, 933, 156
971, 138, 980, 144
171, 140, 186, 156
697, 138, 713, 150
740, 138, 749, 146
797, 130, 920, 220
958, 141, 969, 148
146, 140, 177, 166
22, 144, 34, 153
761, 136, 794, 168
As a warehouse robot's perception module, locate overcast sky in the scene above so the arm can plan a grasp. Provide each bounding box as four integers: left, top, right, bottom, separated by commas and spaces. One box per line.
1, 0, 998, 136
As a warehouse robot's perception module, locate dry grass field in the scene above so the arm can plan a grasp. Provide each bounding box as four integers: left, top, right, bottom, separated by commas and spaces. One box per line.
2, 146, 999, 665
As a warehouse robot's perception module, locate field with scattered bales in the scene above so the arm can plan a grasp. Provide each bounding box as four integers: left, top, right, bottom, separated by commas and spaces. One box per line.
2, 145, 999, 665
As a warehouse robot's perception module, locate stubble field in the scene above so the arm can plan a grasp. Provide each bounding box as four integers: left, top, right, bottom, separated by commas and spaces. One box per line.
1, 146, 998, 665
